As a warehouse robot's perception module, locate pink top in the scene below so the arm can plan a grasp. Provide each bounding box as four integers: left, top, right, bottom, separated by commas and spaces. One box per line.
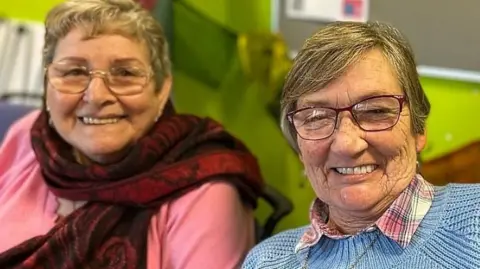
0, 111, 255, 268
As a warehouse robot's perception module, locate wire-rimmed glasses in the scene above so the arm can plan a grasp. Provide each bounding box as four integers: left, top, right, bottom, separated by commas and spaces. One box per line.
45, 62, 153, 95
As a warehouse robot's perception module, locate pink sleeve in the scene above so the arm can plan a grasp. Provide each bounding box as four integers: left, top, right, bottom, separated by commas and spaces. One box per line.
163, 182, 255, 269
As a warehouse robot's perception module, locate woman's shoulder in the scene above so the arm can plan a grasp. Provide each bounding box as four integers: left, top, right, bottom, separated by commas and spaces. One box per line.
0, 110, 41, 192
242, 226, 308, 268
0, 110, 40, 157
435, 183, 480, 229
149, 181, 256, 268
439, 183, 480, 206
156, 180, 254, 230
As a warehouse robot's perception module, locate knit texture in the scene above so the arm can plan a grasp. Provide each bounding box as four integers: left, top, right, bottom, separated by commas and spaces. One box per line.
243, 184, 480, 269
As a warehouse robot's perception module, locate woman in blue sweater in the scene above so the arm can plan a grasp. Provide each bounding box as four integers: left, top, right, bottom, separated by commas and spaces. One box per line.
243, 21, 480, 269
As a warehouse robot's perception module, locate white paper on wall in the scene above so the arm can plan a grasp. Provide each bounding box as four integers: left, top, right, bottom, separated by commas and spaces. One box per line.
285, 0, 369, 22
0, 19, 45, 106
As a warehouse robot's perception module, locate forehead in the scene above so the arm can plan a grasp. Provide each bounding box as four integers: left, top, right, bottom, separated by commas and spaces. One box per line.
298, 49, 402, 108
53, 27, 149, 66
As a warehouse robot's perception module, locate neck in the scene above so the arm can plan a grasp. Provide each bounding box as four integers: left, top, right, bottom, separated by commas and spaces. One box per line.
73, 149, 128, 165
327, 197, 396, 235
327, 211, 380, 234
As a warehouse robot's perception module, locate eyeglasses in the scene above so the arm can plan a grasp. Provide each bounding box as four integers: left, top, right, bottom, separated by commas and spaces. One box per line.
45, 62, 153, 95
287, 95, 406, 140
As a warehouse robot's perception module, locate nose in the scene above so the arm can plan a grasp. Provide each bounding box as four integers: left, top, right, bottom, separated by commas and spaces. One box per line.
329, 113, 368, 157
82, 72, 116, 106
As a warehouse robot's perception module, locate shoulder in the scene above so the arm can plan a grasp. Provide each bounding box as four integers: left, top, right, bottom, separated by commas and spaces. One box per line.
153, 181, 255, 269
171, 181, 245, 208
439, 183, 480, 209
161, 181, 252, 230
242, 226, 307, 269
436, 184, 480, 232
0, 110, 41, 191
0, 110, 40, 162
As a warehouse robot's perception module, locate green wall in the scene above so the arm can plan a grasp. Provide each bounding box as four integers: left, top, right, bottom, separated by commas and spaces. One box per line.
420, 78, 480, 161
182, 0, 270, 33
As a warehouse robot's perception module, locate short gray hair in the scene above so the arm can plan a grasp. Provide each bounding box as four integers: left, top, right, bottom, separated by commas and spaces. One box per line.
280, 21, 430, 151
43, 0, 171, 89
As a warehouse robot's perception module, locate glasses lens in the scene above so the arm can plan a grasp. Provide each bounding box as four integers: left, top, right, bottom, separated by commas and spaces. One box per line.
353, 97, 401, 130
47, 64, 89, 93
108, 66, 148, 95
292, 108, 336, 140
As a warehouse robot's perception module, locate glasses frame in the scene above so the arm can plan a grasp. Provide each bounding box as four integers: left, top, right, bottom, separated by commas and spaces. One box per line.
44, 63, 154, 96
287, 94, 406, 141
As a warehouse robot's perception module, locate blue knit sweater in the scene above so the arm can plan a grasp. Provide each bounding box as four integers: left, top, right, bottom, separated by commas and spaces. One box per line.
243, 184, 480, 269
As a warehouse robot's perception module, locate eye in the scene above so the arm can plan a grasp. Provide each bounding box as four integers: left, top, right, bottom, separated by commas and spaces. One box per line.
304, 109, 331, 121
61, 67, 88, 77
300, 109, 335, 128
304, 114, 327, 123
111, 67, 144, 77
365, 108, 391, 114
363, 107, 400, 115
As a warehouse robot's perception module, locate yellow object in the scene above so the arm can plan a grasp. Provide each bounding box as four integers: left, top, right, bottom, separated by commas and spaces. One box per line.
237, 33, 291, 104
0, 0, 64, 22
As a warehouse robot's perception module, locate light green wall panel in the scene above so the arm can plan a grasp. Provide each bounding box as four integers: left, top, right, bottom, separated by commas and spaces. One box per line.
421, 77, 480, 161
182, 0, 271, 32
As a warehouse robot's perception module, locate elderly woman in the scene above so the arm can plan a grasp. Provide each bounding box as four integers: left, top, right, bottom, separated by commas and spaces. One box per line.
243, 21, 480, 269
0, 0, 264, 268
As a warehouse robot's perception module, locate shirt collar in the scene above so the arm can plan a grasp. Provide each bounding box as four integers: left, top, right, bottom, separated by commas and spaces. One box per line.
295, 174, 434, 253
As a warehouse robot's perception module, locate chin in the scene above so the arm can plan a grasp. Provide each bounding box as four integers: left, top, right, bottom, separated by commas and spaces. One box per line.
335, 184, 384, 211
76, 142, 130, 164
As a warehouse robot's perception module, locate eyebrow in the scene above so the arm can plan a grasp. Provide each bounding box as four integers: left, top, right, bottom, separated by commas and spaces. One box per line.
54, 57, 146, 67
55, 57, 87, 64
299, 99, 330, 108
112, 58, 145, 66
299, 89, 394, 108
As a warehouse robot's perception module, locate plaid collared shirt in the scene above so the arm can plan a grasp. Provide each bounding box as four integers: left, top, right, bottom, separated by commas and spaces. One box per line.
295, 174, 434, 252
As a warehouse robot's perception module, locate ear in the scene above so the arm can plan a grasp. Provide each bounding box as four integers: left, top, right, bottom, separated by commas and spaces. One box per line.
155, 76, 172, 113
415, 129, 427, 153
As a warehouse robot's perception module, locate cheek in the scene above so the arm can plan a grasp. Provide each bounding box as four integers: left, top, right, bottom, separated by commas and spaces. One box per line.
367, 122, 418, 176
121, 85, 161, 114
367, 117, 412, 155
299, 139, 330, 167
298, 140, 330, 190
118, 93, 160, 136
46, 89, 81, 121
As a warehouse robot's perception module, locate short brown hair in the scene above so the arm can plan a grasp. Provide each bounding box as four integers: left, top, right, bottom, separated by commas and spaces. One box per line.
280, 21, 430, 151
43, 0, 171, 88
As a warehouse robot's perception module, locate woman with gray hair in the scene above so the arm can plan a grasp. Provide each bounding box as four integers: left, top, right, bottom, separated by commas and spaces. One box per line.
0, 0, 264, 268
243, 21, 480, 268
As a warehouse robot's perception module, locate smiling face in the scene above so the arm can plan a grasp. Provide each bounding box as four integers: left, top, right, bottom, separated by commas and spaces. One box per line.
46, 27, 172, 164
297, 49, 426, 217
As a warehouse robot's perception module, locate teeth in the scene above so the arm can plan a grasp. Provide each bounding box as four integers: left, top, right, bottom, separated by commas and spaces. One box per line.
335, 165, 376, 175
81, 117, 120, 125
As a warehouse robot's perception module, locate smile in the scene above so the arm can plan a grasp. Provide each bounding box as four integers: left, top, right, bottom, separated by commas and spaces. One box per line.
80, 117, 123, 125
334, 165, 377, 175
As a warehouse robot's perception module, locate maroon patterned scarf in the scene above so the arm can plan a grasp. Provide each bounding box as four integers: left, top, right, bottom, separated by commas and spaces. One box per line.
0, 107, 263, 268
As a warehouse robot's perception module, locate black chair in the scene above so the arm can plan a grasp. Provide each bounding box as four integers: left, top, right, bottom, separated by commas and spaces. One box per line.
255, 184, 294, 242
0, 101, 35, 142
